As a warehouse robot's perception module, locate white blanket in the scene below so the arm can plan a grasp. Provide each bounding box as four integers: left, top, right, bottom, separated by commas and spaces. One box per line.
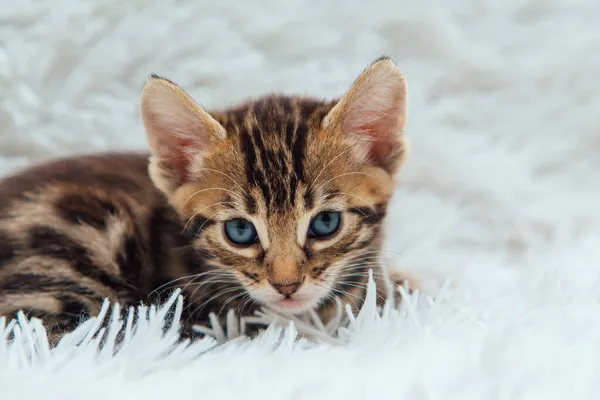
1, 0, 599, 398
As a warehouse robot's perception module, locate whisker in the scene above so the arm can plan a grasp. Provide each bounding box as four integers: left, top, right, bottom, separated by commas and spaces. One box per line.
336, 259, 385, 269
183, 273, 240, 312
217, 291, 249, 316
334, 254, 385, 264
332, 271, 383, 282
183, 187, 238, 208
237, 287, 260, 315
188, 276, 242, 305
332, 282, 387, 304
188, 286, 245, 317
315, 172, 375, 192
181, 202, 235, 234
312, 147, 355, 188
192, 167, 246, 193
149, 270, 235, 297
184, 278, 240, 292
336, 281, 369, 291
327, 287, 362, 309
313, 281, 362, 309
150, 274, 205, 297
355, 249, 408, 258
237, 297, 254, 316
331, 262, 385, 276
335, 267, 384, 277
338, 260, 384, 268
335, 272, 383, 280
334, 191, 381, 217
185, 279, 240, 289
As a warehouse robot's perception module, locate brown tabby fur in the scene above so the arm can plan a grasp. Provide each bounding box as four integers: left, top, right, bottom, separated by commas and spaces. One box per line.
0, 56, 415, 344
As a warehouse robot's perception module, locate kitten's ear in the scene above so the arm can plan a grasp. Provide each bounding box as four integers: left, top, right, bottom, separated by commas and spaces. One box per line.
140, 75, 226, 195
323, 57, 408, 175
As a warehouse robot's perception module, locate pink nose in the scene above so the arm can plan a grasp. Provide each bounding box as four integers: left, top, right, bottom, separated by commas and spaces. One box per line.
271, 281, 302, 296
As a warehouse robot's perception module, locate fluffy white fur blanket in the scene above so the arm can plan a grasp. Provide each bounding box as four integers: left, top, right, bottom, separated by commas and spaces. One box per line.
1, 0, 599, 398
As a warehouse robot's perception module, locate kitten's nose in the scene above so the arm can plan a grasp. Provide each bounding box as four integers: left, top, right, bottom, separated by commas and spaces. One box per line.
271, 281, 302, 296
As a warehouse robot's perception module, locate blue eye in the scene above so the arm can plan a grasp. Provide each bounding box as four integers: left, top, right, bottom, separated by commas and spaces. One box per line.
308, 211, 341, 239
224, 218, 258, 245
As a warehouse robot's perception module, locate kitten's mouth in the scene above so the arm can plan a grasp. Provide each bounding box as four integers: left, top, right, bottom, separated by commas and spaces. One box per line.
249, 281, 330, 314
276, 298, 306, 310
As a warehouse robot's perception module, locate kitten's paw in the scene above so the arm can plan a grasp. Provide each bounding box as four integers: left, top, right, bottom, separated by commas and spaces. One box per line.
388, 269, 419, 295
376, 268, 419, 308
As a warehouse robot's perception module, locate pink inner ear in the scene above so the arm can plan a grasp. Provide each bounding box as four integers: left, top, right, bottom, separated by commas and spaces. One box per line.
153, 134, 195, 183
337, 63, 406, 167
345, 107, 400, 162
366, 132, 393, 161
169, 137, 194, 181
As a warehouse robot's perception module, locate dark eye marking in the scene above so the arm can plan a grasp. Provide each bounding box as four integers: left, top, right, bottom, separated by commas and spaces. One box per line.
348, 205, 387, 225
303, 244, 313, 261
182, 215, 215, 239
245, 193, 257, 214
241, 271, 260, 282
303, 185, 314, 209
323, 190, 340, 201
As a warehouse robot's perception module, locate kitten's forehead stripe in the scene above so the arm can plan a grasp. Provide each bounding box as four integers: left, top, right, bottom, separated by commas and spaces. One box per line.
284, 119, 296, 151
240, 130, 255, 186
303, 186, 314, 210
282, 117, 298, 205
181, 215, 216, 240
216, 96, 337, 212
244, 192, 257, 215
292, 123, 308, 184
249, 126, 273, 207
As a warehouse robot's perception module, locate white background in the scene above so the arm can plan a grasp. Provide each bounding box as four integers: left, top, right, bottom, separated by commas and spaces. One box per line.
1, 0, 600, 398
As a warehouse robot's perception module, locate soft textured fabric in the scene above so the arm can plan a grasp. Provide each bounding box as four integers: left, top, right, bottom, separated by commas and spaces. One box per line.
1, 0, 599, 398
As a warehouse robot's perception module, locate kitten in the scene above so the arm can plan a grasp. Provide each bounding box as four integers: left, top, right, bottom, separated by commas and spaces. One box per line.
0, 56, 413, 343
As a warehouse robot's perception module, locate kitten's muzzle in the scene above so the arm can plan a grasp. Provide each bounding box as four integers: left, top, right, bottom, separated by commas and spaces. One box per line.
270, 281, 302, 297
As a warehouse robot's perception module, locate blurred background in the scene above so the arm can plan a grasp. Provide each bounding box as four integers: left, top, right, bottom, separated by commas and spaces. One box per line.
1, 0, 599, 294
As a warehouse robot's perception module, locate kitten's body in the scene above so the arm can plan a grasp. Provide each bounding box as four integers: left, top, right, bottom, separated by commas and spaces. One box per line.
0, 153, 184, 335
0, 57, 412, 343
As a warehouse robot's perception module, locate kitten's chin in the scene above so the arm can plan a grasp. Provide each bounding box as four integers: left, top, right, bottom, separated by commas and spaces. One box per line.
272, 298, 311, 313
265, 299, 316, 315
260, 295, 324, 315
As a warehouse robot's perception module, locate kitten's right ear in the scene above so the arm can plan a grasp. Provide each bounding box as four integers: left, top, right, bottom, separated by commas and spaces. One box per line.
323, 57, 408, 176
140, 75, 226, 195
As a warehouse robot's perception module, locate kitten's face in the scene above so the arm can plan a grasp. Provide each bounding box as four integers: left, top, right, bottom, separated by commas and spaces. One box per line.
169, 100, 396, 313
141, 57, 407, 314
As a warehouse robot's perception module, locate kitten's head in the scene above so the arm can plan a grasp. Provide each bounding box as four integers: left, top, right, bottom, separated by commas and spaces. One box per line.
140, 57, 408, 314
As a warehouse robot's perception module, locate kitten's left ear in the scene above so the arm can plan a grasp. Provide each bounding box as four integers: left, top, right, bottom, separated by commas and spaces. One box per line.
140, 75, 226, 195
323, 57, 408, 175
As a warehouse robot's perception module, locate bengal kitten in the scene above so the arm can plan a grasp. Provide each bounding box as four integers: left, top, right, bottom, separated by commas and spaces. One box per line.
0, 56, 413, 343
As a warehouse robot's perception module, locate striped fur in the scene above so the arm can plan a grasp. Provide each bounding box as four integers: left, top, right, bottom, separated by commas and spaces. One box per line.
0, 56, 413, 343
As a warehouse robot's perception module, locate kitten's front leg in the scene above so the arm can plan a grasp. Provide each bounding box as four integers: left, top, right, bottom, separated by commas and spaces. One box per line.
375, 267, 419, 308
